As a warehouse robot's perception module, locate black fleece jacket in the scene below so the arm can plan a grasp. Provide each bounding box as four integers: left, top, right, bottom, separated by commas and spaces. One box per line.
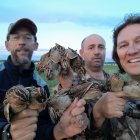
0, 56, 55, 140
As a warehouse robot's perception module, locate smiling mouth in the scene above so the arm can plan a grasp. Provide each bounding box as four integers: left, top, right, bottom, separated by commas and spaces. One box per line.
129, 58, 140, 63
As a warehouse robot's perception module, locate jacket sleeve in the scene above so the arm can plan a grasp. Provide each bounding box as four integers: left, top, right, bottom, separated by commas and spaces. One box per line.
34, 85, 56, 140
0, 118, 9, 139
0, 103, 8, 138
85, 101, 114, 140
0, 119, 8, 130
35, 108, 56, 140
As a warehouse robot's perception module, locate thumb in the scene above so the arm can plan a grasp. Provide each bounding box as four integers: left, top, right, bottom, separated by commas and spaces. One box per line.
114, 91, 127, 98
64, 98, 78, 115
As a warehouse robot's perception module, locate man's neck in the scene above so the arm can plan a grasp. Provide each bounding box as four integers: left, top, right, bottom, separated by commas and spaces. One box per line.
23, 63, 31, 69
85, 67, 105, 80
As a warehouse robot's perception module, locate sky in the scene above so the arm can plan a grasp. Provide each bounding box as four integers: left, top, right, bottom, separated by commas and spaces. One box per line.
0, 0, 140, 61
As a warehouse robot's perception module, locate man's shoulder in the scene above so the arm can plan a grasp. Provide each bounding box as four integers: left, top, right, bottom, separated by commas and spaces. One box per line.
0, 63, 5, 72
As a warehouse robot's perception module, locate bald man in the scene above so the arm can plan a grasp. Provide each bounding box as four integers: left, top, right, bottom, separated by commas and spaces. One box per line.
78, 34, 111, 139
79, 34, 109, 86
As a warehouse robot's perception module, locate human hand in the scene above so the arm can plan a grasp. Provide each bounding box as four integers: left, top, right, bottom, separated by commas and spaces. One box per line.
53, 98, 89, 140
10, 109, 39, 140
93, 92, 126, 127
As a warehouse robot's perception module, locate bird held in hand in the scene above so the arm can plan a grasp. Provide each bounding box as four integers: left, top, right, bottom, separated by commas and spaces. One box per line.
4, 85, 48, 122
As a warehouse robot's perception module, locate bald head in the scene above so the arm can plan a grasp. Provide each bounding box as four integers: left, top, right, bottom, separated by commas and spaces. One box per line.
81, 34, 106, 49
80, 34, 106, 71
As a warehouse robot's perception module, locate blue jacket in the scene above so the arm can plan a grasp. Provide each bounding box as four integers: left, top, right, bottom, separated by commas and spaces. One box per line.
0, 56, 55, 140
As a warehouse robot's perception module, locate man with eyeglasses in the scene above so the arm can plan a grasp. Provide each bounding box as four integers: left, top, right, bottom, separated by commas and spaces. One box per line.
9, 34, 34, 41
0, 18, 88, 140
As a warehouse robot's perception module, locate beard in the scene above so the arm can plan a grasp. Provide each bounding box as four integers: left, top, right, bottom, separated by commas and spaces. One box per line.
11, 47, 33, 65
17, 56, 30, 64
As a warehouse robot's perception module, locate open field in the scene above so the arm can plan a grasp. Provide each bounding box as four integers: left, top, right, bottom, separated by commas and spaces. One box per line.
103, 63, 119, 74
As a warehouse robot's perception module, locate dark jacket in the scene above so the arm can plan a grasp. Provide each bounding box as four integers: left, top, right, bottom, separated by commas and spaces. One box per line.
0, 56, 55, 140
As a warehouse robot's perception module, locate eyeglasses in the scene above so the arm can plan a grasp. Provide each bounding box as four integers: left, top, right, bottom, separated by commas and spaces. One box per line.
9, 34, 34, 42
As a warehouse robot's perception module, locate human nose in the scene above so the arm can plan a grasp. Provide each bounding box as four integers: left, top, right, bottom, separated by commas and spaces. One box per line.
18, 36, 27, 44
93, 46, 100, 54
126, 43, 139, 55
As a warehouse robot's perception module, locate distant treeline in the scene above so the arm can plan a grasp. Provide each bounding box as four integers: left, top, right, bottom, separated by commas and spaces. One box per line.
104, 62, 116, 65
0, 60, 116, 65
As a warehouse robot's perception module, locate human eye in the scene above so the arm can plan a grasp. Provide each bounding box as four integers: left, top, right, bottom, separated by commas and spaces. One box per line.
135, 38, 140, 44
99, 45, 105, 50
88, 45, 94, 50
25, 35, 33, 40
88, 47, 93, 50
118, 43, 127, 49
12, 34, 19, 40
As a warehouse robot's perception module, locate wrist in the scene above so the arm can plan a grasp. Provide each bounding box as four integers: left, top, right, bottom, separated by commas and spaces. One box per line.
53, 122, 65, 140
93, 105, 105, 128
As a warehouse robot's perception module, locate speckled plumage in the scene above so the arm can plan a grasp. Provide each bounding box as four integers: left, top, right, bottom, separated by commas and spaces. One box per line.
109, 73, 140, 100
36, 43, 86, 81
4, 85, 48, 122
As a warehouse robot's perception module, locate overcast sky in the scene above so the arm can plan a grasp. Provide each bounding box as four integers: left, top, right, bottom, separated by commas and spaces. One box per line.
0, 0, 140, 59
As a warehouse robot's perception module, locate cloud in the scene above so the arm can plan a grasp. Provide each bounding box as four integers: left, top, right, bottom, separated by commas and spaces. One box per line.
0, 0, 139, 62
0, 0, 139, 27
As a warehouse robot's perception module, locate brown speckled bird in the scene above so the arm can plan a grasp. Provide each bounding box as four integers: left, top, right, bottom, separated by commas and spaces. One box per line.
109, 73, 140, 100
36, 52, 49, 73
109, 73, 125, 92
36, 43, 86, 81
26, 86, 48, 111
47, 81, 102, 122
123, 83, 140, 100
4, 85, 48, 122
49, 72, 140, 140
47, 81, 104, 140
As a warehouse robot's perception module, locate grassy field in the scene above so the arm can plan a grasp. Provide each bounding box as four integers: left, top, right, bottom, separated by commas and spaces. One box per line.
103, 64, 131, 81
39, 64, 131, 92
39, 72, 58, 91
103, 64, 119, 74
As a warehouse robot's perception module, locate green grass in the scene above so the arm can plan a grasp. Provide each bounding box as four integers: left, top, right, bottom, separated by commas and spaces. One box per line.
103, 64, 119, 74
39, 72, 59, 91
103, 64, 131, 81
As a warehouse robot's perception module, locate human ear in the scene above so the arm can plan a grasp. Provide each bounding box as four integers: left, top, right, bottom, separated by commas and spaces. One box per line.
5, 41, 10, 51
79, 49, 84, 57
33, 42, 38, 51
